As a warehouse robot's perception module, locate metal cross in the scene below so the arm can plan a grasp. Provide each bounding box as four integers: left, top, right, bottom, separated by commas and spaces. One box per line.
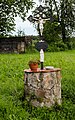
27, 5, 52, 37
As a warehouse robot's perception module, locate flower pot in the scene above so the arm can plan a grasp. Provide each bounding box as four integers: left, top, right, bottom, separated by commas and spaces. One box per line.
29, 63, 38, 72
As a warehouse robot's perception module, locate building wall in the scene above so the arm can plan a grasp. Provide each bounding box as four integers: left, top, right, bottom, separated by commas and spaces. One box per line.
0, 36, 32, 53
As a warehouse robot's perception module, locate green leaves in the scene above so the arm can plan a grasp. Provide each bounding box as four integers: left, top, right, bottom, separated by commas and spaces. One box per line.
0, 0, 33, 36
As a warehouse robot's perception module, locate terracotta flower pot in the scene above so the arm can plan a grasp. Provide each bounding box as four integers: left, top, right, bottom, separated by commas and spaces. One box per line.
29, 63, 38, 72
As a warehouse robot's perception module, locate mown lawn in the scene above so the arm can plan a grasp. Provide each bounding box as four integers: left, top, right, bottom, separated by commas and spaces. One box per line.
0, 50, 75, 120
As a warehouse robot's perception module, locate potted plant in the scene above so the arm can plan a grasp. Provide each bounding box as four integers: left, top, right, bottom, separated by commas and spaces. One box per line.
28, 59, 40, 71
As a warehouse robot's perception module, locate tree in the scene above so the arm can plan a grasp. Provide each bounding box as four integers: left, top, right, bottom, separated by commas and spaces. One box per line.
42, 0, 75, 50
43, 21, 61, 44
53, 0, 75, 43
43, 20, 67, 51
17, 29, 25, 37
0, 0, 33, 36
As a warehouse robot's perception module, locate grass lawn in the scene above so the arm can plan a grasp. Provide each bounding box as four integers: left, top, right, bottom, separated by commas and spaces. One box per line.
0, 50, 75, 120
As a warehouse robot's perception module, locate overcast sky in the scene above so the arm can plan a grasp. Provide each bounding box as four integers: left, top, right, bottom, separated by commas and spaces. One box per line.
13, 0, 40, 36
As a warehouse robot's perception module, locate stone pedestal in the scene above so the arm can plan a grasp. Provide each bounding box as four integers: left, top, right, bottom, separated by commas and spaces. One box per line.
24, 68, 61, 107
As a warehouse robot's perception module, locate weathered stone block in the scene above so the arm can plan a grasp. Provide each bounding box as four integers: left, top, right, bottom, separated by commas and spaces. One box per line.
24, 68, 61, 107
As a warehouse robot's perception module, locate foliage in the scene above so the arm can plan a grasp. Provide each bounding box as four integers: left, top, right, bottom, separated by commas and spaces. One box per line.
43, 21, 63, 51
47, 42, 68, 52
0, 0, 33, 36
43, 21, 75, 51
70, 37, 75, 49
25, 38, 39, 53
17, 29, 26, 37
42, 0, 75, 49
28, 59, 40, 65
65, 37, 75, 50
43, 21, 61, 44
0, 50, 75, 119
53, 0, 75, 42
60, 0, 75, 40
26, 36, 75, 52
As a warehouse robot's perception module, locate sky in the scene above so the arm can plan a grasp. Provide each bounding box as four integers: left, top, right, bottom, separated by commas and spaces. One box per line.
13, 0, 40, 36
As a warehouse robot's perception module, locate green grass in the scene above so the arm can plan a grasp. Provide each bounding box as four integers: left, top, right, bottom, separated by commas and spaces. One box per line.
0, 50, 75, 120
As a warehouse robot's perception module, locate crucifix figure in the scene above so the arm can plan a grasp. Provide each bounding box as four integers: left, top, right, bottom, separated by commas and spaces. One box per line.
28, 15, 50, 36
39, 17, 48, 36
39, 17, 44, 36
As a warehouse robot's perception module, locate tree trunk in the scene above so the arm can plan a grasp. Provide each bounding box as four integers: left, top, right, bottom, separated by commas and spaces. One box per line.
61, 20, 66, 43
61, 0, 66, 43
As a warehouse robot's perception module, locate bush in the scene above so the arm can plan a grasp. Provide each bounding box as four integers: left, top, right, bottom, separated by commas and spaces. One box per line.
67, 37, 75, 49
47, 41, 68, 52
